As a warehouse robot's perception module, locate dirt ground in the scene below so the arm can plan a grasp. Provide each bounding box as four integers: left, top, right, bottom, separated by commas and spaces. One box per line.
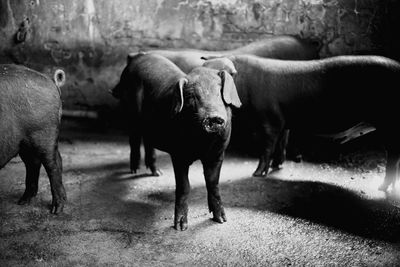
1, 118, 400, 266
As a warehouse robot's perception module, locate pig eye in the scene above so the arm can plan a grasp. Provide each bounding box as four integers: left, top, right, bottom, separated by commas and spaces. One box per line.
184, 90, 198, 106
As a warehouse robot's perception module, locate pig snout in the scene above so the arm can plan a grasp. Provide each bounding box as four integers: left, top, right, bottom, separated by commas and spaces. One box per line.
202, 116, 226, 133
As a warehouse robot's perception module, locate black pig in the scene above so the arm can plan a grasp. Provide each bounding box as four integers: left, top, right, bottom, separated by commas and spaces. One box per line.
140, 35, 319, 73
202, 55, 400, 191
112, 53, 241, 230
0, 64, 66, 214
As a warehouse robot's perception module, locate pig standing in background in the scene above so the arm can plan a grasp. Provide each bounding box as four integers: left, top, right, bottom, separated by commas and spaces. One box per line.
141, 35, 320, 73
0, 65, 66, 214
112, 53, 241, 230
202, 55, 400, 191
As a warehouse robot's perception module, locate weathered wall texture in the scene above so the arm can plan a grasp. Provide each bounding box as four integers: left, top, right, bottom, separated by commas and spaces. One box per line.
0, 0, 399, 112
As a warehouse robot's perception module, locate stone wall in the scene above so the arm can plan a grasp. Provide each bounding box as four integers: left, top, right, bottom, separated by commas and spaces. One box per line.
0, 0, 399, 112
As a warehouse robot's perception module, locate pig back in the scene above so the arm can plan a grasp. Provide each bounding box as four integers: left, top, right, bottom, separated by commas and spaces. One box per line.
232, 35, 319, 60
146, 50, 208, 73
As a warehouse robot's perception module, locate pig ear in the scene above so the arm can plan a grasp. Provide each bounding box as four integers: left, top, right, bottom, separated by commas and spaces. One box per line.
127, 51, 146, 64
127, 54, 135, 64
200, 55, 224, 61
173, 78, 187, 115
219, 70, 241, 108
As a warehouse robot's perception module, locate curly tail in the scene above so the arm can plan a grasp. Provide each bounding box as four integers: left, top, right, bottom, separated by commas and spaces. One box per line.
53, 69, 66, 88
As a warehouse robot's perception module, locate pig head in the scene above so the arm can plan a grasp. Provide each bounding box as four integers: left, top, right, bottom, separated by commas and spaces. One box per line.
173, 67, 241, 136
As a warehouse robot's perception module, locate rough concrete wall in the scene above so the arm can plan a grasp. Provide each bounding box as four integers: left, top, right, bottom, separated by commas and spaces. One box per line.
0, 0, 398, 112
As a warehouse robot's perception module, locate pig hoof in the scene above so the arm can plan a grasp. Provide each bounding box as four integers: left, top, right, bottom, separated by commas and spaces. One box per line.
271, 164, 283, 171
252, 170, 263, 177
174, 215, 188, 231
151, 170, 162, 176
151, 169, 162, 176
18, 192, 36, 205
212, 207, 227, 224
212, 215, 226, 224
50, 202, 64, 214
253, 170, 267, 177
17, 197, 31, 205
294, 155, 303, 163
151, 169, 162, 177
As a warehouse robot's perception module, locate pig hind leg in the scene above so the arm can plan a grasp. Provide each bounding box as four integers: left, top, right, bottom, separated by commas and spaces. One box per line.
143, 136, 162, 176
128, 97, 144, 174
379, 146, 400, 192
17, 146, 42, 205
271, 129, 289, 170
29, 130, 66, 214
0, 142, 19, 169
129, 126, 142, 174
253, 124, 282, 177
42, 145, 66, 214
285, 130, 303, 163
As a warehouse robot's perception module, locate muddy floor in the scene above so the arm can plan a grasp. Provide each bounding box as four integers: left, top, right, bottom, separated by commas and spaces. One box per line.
1, 118, 400, 266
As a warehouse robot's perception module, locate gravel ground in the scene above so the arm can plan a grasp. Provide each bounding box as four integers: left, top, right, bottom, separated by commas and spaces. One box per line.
1, 118, 400, 266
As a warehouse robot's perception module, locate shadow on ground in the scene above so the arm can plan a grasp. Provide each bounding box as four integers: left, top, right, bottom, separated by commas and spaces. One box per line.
147, 172, 400, 243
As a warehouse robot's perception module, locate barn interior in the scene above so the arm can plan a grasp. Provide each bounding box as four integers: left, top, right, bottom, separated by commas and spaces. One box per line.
1, 0, 400, 265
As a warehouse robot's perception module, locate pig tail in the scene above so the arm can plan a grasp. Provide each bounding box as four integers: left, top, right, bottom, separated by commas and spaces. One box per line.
53, 69, 66, 93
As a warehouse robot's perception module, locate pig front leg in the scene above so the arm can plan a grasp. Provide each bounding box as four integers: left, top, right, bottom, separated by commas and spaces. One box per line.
201, 157, 226, 224
285, 130, 303, 163
171, 156, 191, 231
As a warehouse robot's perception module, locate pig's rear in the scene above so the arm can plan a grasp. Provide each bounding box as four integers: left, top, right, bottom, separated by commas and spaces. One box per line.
0, 64, 66, 214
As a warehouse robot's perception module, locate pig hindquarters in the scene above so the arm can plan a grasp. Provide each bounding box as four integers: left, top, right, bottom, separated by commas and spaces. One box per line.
202, 55, 400, 191
0, 64, 66, 214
